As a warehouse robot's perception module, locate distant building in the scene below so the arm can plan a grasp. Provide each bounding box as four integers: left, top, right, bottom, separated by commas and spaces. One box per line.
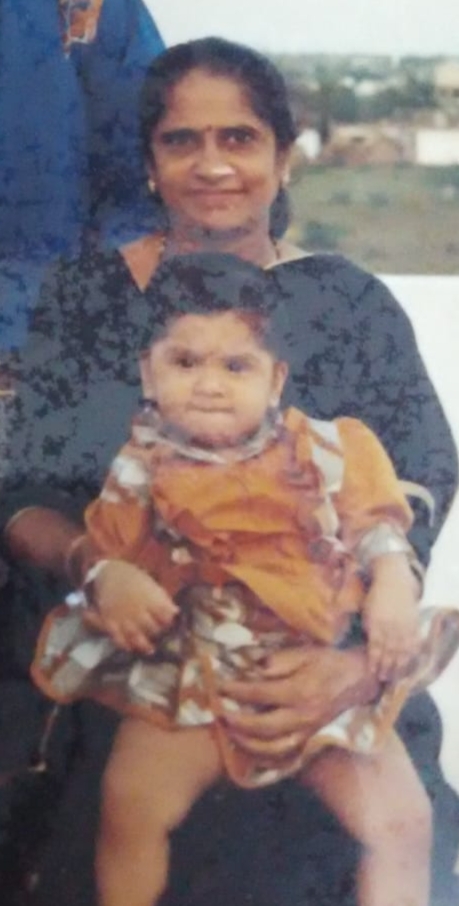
295, 128, 321, 161
354, 79, 384, 98
435, 61, 459, 122
415, 129, 459, 165
321, 124, 407, 166
340, 76, 356, 90
435, 61, 459, 98
347, 54, 393, 75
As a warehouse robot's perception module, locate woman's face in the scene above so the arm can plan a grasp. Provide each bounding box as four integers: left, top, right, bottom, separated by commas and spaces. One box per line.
149, 69, 290, 239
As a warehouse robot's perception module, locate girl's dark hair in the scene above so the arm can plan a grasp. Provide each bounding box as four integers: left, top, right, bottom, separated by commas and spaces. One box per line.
142, 252, 284, 357
140, 37, 298, 238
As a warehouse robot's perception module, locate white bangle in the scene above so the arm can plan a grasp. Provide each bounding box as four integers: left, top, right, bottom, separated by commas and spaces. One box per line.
84, 559, 110, 586
356, 522, 413, 569
64, 533, 87, 584
82, 559, 111, 609
65, 590, 89, 609
66, 560, 110, 609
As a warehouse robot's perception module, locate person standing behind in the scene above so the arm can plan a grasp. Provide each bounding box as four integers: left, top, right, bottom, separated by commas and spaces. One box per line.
0, 0, 164, 349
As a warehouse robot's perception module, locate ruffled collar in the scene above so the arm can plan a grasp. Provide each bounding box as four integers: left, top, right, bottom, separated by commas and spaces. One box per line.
131, 402, 282, 465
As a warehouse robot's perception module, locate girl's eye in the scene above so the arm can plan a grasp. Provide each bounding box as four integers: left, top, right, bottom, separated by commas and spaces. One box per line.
225, 357, 250, 373
175, 354, 196, 369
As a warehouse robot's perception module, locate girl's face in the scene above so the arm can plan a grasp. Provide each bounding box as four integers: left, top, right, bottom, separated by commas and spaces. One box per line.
148, 69, 290, 239
143, 311, 287, 449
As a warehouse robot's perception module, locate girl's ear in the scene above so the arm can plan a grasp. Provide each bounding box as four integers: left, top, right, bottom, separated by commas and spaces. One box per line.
139, 350, 155, 399
270, 360, 288, 407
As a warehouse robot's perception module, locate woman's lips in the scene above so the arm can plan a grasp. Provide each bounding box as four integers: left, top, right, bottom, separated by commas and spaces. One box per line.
190, 189, 243, 203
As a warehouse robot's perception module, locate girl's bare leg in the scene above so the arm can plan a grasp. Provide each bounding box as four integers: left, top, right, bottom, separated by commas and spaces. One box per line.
299, 732, 432, 906
96, 719, 222, 906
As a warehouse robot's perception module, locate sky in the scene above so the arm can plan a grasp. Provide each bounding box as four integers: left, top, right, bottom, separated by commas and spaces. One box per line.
146, 0, 459, 57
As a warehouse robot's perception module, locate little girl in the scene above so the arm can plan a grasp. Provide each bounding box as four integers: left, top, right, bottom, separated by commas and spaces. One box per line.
32, 253, 459, 906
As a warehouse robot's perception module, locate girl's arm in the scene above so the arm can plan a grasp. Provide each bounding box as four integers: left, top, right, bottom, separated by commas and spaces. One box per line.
79, 440, 179, 654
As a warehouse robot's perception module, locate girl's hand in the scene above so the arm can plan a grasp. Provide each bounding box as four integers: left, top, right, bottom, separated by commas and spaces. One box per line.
363, 589, 421, 681
363, 553, 422, 681
88, 559, 179, 655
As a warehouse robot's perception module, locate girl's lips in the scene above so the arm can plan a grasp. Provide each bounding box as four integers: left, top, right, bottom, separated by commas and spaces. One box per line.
189, 406, 232, 413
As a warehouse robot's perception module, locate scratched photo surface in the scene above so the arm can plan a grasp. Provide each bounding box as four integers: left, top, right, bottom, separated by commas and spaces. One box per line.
0, 2, 458, 904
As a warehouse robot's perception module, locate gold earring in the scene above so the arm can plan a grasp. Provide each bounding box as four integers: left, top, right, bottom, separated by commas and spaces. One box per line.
148, 177, 156, 193
281, 172, 291, 188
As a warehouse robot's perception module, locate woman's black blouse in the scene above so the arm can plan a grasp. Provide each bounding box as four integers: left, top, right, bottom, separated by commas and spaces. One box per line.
1, 247, 457, 568
0, 246, 458, 906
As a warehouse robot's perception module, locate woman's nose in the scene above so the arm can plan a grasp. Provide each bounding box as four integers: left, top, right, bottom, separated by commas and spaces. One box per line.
193, 136, 235, 179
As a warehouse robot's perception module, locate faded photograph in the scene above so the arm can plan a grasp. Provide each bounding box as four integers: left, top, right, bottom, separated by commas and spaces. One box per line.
0, 2, 458, 905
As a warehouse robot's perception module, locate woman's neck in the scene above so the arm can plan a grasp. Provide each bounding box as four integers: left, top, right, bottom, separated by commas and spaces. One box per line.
119, 225, 307, 291
120, 233, 166, 291
164, 227, 280, 269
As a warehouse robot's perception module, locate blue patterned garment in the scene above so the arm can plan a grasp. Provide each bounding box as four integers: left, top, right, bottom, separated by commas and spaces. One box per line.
59, 1, 105, 51
0, 0, 164, 262
0, 0, 163, 348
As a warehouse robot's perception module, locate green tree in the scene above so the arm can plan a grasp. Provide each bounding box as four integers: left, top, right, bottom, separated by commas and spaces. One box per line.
330, 86, 358, 123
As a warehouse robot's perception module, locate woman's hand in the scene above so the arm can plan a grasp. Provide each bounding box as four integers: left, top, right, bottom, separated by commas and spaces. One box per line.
218, 645, 379, 762
86, 559, 179, 655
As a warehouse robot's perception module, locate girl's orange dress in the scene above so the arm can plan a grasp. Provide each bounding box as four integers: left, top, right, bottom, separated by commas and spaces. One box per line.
32, 407, 459, 787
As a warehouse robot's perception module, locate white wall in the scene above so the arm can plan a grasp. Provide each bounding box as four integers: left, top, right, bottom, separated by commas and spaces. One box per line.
382, 275, 459, 792
415, 129, 459, 165
296, 129, 321, 160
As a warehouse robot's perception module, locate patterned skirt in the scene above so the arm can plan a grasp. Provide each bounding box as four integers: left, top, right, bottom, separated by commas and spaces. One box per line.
31, 584, 459, 788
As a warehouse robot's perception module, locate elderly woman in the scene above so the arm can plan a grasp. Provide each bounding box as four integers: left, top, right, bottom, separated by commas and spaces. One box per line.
0, 36, 457, 906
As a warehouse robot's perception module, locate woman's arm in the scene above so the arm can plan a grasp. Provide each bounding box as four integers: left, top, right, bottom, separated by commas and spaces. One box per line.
278, 256, 458, 565
0, 255, 117, 575
348, 269, 458, 564
3, 506, 83, 577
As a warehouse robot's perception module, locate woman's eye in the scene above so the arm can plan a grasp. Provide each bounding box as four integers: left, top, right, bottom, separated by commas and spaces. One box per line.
160, 130, 196, 149
223, 128, 257, 148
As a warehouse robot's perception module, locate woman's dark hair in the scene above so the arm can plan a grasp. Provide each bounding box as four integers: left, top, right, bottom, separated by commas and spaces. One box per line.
142, 252, 284, 357
140, 37, 298, 237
